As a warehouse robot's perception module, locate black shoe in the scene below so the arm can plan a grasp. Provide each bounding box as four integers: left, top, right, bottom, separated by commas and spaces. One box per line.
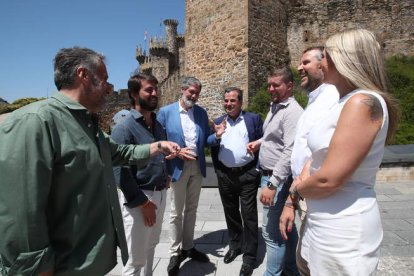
182, 247, 209, 262
223, 249, 242, 264
167, 255, 182, 276
239, 263, 254, 276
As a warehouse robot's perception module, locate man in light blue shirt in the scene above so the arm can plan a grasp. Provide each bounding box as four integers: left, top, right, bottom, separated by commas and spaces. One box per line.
208, 87, 263, 276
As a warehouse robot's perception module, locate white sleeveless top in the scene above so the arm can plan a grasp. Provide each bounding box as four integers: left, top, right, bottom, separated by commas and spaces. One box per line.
306, 89, 389, 218
301, 89, 389, 275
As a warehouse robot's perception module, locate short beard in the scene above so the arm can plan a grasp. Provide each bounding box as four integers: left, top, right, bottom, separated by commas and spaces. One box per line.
138, 96, 157, 111
181, 95, 196, 109
303, 73, 324, 93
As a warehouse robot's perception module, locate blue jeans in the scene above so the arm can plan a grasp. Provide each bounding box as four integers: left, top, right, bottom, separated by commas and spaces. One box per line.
261, 175, 299, 276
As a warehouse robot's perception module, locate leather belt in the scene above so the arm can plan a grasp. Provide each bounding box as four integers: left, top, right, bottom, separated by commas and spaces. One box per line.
261, 169, 273, 176
218, 161, 256, 174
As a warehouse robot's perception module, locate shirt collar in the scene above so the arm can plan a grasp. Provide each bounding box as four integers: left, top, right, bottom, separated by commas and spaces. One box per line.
130, 108, 156, 122
178, 101, 193, 114
227, 110, 244, 123
308, 83, 326, 104
129, 108, 143, 120
52, 92, 87, 111
270, 96, 294, 110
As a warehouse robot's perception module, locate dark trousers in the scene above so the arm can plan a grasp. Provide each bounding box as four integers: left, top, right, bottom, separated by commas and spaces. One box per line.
216, 163, 260, 265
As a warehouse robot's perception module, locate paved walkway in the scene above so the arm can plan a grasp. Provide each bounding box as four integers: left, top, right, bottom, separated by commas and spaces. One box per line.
108, 178, 414, 276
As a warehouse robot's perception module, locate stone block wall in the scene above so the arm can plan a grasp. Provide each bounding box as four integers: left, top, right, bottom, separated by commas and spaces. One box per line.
248, 0, 290, 94
287, 0, 414, 66
158, 69, 182, 107
185, 0, 250, 118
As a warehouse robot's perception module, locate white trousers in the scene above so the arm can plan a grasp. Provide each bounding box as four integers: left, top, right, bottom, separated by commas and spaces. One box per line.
169, 160, 203, 255
118, 189, 167, 276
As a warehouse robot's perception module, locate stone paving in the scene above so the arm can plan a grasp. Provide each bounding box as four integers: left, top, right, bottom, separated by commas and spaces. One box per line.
108, 176, 414, 276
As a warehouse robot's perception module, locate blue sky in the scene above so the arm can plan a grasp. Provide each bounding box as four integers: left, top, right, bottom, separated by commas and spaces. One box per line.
0, 0, 185, 103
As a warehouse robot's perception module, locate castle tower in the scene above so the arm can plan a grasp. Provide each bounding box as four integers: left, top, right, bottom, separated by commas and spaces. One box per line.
185, 0, 290, 117
164, 19, 179, 64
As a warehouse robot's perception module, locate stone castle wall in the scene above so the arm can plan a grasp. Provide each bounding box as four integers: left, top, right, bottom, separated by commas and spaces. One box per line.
248, 0, 290, 95
287, 0, 414, 66
158, 69, 182, 107
185, 0, 250, 117
184, 0, 413, 119
100, 0, 414, 130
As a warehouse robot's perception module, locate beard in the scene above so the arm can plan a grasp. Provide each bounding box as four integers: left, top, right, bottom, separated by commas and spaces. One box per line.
181, 95, 196, 109
138, 95, 158, 111
302, 74, 323, 93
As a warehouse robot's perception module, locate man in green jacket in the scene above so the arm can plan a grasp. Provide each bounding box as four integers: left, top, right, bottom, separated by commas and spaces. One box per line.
0, 47, 179, 276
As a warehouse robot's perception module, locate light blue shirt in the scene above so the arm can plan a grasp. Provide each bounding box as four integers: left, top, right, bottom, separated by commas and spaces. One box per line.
218, 113, 254, 167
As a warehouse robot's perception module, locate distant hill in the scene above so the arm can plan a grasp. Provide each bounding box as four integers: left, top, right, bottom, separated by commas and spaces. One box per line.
0, 97, 9, 105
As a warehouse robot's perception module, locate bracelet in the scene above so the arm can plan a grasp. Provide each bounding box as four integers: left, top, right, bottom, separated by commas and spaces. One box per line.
284, 202, 297, 210
289, 186, 303, 201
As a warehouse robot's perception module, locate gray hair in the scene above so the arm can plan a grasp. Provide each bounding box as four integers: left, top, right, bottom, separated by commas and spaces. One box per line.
181, 76, 202, 91
54, 47, 105, 90
303, 46, 324, 61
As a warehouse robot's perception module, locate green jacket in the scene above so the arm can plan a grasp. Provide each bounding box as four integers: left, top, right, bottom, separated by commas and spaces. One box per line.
0, 93, 150, 275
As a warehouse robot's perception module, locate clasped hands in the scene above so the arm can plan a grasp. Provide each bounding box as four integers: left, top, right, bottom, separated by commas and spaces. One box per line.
157, 141, 197, 161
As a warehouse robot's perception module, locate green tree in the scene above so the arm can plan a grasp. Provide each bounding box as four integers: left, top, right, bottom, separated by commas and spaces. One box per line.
386, 55, 414, 145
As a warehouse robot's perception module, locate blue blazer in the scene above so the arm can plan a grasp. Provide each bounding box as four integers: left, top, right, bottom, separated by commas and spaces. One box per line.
157, 102, 210, 181
207, 111, 263, 168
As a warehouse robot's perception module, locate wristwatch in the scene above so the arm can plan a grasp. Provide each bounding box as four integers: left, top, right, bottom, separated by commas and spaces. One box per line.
266, 181, 276, 190
157, 141, 162, 153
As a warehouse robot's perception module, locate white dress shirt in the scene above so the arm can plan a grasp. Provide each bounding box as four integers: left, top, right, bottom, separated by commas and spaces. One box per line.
291, 83, 339, 177
179, 103, 198, 156
218, 114, 254, 167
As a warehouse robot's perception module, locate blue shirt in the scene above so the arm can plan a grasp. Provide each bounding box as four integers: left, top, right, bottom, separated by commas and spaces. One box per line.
111, 108, 168, 207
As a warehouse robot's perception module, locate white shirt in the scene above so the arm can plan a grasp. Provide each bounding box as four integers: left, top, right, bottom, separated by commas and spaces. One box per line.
291, 83, 339, 177
179, 102, 198, 156
218, 113, 254, 167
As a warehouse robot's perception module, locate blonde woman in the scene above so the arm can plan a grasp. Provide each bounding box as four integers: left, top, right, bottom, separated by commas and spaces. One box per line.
289, 29, 399, 275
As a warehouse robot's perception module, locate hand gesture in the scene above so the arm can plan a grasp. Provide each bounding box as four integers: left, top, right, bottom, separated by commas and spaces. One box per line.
246, 140, 261, 155
213, 119, 227, 138
157, 141, 181, 160
177, 147, 197, 161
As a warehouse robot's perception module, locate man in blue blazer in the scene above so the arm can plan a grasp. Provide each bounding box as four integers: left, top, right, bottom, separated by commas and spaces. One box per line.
207, 87, 263, 276
157, 76, 211, 276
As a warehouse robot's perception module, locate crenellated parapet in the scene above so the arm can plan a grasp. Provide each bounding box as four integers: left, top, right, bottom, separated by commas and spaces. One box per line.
135, 46, 146, 65
149, 36, 170, 57
134, 18, 183, 87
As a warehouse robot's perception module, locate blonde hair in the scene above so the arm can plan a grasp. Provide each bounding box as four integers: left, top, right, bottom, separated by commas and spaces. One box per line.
325, 29, 400, 144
